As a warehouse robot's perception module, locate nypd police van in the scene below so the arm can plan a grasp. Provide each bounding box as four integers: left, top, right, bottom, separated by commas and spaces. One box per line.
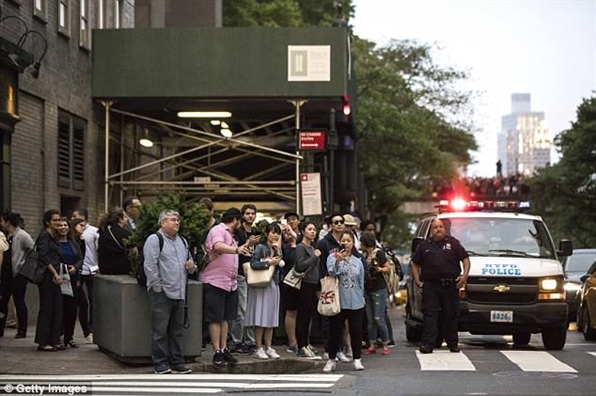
405, 199, 573, 350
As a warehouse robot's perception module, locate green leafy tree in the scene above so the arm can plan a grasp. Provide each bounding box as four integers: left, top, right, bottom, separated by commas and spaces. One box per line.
126, 194, 212, 273
352, 37, 477, 248
529, 96, 596, 247
223, 0, 354, 27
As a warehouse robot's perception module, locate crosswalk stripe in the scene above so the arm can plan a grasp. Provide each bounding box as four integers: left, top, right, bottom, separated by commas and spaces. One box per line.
416, 350, 476, 371
501, 351, 577, 372
588, 352, 596, 358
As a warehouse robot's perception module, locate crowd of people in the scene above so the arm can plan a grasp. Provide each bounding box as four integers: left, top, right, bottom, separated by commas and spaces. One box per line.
0, 198, 426, 375
0, 197, 142, 352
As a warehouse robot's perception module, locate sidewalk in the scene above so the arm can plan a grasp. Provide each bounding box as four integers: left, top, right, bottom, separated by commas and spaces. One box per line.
0, 305, 405, 376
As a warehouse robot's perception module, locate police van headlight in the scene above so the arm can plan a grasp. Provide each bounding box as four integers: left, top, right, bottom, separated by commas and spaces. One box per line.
538, 277, 565, 300
540, 278, 558, 291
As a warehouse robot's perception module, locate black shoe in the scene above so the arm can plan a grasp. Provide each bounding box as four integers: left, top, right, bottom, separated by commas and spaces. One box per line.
419, 345, 433, 354
213, 350, 225, 368
448, 345, 460, 353
223, 347, 238, 364
15, 333, 26, 339
171, 364, 192, 374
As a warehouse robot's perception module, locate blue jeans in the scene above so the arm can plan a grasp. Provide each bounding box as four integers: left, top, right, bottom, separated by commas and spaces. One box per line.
365, 288, 389, 343
149, 289, 185, 368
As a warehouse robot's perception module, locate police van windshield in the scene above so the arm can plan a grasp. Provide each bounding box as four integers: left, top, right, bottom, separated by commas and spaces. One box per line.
443, 217, 556, 259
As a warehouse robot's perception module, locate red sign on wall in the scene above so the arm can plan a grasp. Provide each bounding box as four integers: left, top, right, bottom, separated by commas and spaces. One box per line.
298, 129, 326, 151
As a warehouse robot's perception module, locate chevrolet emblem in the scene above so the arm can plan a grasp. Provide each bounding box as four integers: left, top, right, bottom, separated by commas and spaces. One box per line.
493, 285, 511, 293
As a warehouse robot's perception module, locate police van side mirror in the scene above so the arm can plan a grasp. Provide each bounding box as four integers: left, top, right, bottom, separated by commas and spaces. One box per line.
411, 237, 424, 255
557, 239, 573, 257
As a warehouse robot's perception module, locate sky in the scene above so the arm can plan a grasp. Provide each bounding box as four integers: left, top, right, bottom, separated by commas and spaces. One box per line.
351, 0, 596, 177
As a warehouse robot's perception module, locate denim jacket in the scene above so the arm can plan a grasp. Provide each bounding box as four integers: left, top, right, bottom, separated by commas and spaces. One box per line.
326, 253, 365, 310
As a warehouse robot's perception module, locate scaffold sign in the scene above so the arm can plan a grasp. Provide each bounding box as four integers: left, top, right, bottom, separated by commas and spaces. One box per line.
301, 172, 323, 216
299, 129, 326, 151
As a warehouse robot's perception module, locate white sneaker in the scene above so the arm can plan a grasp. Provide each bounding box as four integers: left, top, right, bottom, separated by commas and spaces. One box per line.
345, 346, 353, 358
265, 347, 280, 359
84, 334, 93, 344
254, 347, 269, 359
337, 351, 350, 362
323, 359, 337, 373
354, 358, 365, 371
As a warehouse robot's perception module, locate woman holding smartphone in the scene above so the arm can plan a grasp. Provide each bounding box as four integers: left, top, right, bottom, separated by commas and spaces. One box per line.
323, 231, 366, 372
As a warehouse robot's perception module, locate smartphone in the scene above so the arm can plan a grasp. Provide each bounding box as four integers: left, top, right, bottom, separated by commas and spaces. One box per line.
281, 219, 288, 226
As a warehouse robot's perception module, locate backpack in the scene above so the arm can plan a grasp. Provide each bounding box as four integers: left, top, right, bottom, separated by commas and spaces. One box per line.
136, 233, 188, 287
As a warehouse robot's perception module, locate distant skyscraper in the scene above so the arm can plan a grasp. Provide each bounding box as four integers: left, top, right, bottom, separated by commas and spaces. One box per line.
497, 94, 552, 177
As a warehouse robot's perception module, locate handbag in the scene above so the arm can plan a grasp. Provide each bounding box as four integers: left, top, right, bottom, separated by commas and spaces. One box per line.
317, 276, 341, 316
18, 244, 46, 284
283, 269, 305, 289
243, 262, 276, 288
59, 263, 74, 297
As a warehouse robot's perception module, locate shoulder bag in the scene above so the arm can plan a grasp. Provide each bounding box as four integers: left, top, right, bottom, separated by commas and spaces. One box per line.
18, 243, 46, 284
243, 261, 276, 288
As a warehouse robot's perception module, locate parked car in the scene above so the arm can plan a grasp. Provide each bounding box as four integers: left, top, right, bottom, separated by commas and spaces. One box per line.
577, 260, 596, 340
562, 249, 596, 321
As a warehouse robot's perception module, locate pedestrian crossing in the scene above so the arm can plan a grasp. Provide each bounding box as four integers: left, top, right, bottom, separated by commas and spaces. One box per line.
415, 350, 593, 373
0, 374, 344, 395
1, 351, 594, 394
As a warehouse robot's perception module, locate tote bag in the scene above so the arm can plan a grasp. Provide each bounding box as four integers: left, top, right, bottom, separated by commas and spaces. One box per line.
243, 262, 276, 288
18, 246, 46, 284
59, 263, 74, 297
317, 276, 341, 316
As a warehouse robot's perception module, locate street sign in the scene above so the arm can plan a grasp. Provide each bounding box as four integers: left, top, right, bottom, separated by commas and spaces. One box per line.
299, 129, 326, 151
301, 172, 323, 216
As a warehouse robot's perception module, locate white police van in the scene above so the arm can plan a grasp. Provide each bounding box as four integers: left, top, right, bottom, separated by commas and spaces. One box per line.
405, 199, 573, 350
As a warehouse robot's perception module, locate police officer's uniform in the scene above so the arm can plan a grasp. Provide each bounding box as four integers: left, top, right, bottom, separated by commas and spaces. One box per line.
411, 235, 469, 352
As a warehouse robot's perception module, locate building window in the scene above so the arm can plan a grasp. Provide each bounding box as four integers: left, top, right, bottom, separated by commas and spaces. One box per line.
58, 111, 85, 191
33, 0, 48, 21
79, 0, 90, 48
58, 0, 71, 37
114, 0, 122, 29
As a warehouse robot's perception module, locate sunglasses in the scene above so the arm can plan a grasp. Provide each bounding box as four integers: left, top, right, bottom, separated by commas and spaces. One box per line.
332, 220, 345, 225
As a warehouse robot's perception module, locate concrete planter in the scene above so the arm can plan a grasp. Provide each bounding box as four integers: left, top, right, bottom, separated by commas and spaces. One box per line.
93, 274, 202, 364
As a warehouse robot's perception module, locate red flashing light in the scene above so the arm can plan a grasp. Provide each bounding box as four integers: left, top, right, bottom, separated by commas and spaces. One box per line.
437, 199, 531, 213
342, 94, 351, 116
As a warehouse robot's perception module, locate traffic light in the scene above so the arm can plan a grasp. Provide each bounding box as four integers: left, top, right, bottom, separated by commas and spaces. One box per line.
342, 94, 351, 117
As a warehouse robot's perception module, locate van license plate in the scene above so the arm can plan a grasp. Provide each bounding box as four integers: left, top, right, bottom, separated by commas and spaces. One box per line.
490, 311, 513, 323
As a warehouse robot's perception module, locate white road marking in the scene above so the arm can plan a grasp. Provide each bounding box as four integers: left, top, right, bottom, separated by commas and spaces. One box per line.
588, 352, 596, 357
501, 351, 577, 372
416, 350, 476, 371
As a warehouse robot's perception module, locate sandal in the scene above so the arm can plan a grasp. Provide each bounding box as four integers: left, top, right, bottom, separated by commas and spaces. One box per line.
37, 345, 58, 352
67, 340, 79, 348
53, 344, 66, 351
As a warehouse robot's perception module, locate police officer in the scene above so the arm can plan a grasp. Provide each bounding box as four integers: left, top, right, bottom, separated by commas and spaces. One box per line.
410, 219, 470, 354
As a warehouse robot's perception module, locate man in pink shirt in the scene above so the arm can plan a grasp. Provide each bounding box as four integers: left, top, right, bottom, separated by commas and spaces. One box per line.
200, 207, 250, 368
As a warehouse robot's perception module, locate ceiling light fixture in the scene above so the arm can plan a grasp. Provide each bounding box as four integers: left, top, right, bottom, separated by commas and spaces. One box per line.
177, 111, 232, 118
220, 129, 233, 138
139, 138, 154, 148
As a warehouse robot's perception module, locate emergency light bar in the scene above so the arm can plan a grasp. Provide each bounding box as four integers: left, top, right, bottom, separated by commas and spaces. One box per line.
437, 199, 531, 213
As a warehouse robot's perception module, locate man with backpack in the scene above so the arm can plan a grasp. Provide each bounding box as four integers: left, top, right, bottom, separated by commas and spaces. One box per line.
144, 209, 197, 374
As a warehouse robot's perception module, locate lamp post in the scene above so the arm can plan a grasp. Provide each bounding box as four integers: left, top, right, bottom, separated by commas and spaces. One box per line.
0, 15, 46, 210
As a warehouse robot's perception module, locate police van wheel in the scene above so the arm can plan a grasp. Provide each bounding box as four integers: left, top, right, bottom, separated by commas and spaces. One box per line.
541, 327, 567, 350
512, 332, 531, 346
